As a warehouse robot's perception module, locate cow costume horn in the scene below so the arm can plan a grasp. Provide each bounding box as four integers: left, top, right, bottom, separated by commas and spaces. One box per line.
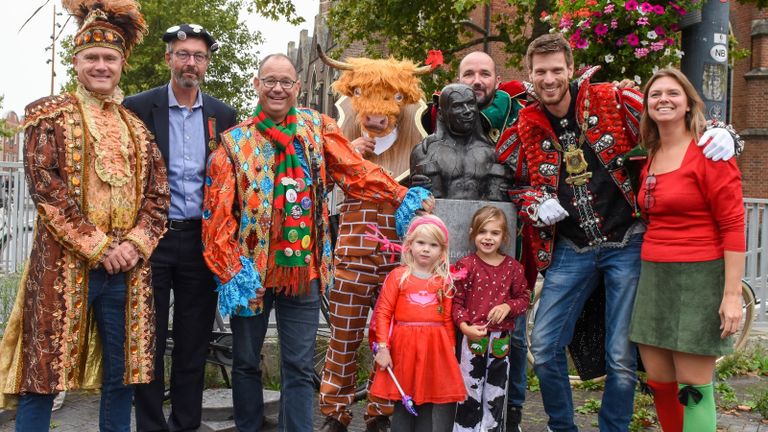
317, 44, 436, 75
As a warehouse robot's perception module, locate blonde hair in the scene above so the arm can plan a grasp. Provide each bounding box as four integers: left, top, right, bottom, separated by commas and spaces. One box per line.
469, 205, 511, 253
400, 215, 452, 285
640, 68, 707, 155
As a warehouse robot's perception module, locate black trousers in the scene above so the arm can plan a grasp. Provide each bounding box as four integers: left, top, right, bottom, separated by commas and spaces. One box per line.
134, 226, 218, 431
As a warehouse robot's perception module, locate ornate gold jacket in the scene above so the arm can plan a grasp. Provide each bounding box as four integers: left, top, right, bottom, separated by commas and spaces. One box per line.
0, 86, 169, 405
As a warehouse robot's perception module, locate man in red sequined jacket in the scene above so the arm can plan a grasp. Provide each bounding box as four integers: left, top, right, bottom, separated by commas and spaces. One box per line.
496, 33, 739, 432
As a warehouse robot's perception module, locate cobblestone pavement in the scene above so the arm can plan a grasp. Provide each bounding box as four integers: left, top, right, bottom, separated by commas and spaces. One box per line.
1, 380, 766, 432
2, 327, 766, 431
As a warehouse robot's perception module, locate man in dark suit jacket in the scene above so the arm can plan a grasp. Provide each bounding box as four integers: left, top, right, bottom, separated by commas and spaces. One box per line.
124, 24, 237, 432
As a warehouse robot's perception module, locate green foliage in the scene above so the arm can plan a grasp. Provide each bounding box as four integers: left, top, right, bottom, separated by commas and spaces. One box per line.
575, 398, 601, 414
61, 0, 269, 114
717, 346, 768, 379
527, 368, 540, 392
629, 406, 656, 431
0, 273, 21, 337
250, 0, 305, 25
573, 378, 605, 391
753, 387, 768, 420
0, 96, 18, 139
715, 381, 739, 410
540, 0, 702, 83
326, 0, 551, 93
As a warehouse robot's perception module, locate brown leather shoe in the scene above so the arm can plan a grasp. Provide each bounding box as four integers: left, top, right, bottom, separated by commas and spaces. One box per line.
318, 416, 348, 432
365, 415, 390, 432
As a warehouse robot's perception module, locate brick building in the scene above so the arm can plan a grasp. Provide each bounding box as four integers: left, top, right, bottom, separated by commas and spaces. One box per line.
289, 1, 768, 198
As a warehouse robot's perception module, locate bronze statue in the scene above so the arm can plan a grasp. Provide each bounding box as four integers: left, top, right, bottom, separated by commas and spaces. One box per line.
410, 84, 511, 201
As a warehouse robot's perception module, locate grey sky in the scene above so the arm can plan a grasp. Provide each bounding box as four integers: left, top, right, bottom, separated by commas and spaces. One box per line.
0, 1, 318, 115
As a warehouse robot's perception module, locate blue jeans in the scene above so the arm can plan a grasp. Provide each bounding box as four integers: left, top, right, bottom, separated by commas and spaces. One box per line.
531, 235, 642, 432
230, 280, 320, 432
16, 269, 132, 432
507, 313, 528, 409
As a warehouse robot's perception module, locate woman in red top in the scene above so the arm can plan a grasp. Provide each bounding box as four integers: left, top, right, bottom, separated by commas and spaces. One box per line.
629, 68, 745, 432
370, 215, 467, 432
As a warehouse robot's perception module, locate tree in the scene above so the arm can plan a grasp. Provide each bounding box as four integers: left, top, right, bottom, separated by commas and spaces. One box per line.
326, 0, 551, 92
59, 0, 303, 114
0, 96, 16, 139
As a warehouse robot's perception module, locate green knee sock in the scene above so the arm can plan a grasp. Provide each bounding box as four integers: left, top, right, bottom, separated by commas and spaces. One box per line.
679, 382, 716, 432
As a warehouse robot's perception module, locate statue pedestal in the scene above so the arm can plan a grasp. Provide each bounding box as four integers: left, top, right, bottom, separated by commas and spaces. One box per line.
432, 199, 517, 263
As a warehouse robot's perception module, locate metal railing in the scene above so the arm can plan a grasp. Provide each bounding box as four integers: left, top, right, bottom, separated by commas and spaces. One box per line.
0, 161, 34, 274
744, 198, 768, 324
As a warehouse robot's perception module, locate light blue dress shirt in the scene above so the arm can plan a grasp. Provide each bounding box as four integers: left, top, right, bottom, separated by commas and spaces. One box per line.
167, 85, 205, 220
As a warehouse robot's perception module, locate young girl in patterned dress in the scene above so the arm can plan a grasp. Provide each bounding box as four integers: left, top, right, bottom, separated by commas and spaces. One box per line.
452, 206, 531, 432
369, 215, 467, 432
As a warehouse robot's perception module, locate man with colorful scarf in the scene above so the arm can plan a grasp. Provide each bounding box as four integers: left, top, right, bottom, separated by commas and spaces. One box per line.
201, 53, 431, 432
0, 0, 169, 430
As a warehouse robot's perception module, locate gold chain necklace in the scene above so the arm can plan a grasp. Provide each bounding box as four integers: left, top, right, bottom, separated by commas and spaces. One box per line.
549, 90, 593, 186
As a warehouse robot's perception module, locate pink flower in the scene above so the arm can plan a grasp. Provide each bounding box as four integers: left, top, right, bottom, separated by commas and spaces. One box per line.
665, 37, 676, 46
616, 39, 624, 47
595, 23, 609, 36
570, 29, 582, 43
611, 19, 619, 29
651, 41, 665, 51
637, 17, 649, 26
654, 25, 666, 36
581, 19, 592, 28
640, 2, 654, 13
625, 0, 638, 11
560, 17, 573, 29
604, 3, 615, 13
626, 34, 640, 46
653, 5, 665, 15
670, 23, 680, 32
634, 47, 650, 58
576, 38, 589, 49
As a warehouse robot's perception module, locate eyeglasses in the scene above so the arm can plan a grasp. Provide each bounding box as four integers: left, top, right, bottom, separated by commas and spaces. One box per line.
172, 51, 209, 64
643, 173, 656, 212
259, 78, 297, 89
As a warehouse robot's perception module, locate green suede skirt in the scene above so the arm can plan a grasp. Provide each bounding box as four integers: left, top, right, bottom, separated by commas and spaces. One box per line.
629, 259, 733, 356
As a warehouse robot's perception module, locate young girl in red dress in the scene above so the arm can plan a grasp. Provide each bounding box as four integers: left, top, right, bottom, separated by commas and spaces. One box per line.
369, 215, 467, 432
451, 205, 530, 432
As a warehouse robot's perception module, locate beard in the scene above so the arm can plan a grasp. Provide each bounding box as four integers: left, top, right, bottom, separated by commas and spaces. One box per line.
173, 66, 203, 89
537, 81, 569, 108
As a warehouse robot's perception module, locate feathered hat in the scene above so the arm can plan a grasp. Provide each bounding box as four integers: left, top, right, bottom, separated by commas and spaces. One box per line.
63, 0, 147, 59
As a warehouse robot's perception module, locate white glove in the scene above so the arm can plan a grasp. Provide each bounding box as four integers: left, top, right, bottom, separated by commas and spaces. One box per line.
537, 198, 569, 226
698, 128, 734, 161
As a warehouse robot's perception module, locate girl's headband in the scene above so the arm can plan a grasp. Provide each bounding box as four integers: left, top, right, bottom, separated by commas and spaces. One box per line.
406, 215, 449, 242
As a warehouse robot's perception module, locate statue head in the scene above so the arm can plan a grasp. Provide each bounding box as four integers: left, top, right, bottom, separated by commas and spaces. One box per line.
438, 84, 478, 136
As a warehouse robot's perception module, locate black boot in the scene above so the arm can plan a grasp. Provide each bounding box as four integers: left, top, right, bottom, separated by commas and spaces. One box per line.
506, 406, 522, 432
365, 415, 390, 432
318, 416, 348, 432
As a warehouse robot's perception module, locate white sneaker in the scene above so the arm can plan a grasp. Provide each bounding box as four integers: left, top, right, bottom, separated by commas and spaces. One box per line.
51, 391, 66, 411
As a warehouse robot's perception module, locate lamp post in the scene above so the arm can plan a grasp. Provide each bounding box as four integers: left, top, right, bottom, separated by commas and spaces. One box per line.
680, 0, 731, 121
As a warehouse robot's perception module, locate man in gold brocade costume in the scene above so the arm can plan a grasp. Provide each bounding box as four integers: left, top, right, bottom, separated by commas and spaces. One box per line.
0, 1, 169, 430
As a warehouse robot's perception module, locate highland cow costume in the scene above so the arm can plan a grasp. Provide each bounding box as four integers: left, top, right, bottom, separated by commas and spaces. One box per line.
316, 51, 436, 430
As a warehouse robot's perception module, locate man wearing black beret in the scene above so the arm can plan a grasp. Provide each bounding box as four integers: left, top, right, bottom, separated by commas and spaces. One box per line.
124, 23, 237, 432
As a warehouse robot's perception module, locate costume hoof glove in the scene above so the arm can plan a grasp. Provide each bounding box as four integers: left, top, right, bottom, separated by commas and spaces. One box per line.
538, 198, 568, 226
699, 128, 734, 161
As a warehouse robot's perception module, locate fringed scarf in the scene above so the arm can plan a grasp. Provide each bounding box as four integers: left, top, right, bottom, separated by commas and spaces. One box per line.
253, 104, 313, 295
